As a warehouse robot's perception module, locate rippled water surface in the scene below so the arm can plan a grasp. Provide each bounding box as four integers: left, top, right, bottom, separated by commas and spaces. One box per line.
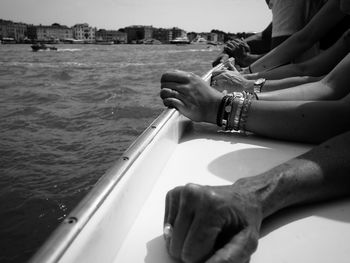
0, 44, 220, 262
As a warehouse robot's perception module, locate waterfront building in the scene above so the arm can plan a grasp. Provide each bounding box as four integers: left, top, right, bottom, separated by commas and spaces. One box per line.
34, 23, 73, 42
207, 32, 218, 43
124, 25, 154, 44
171, 27, 186, 40
95, 29, 127, 43
152, 28, 172, 44
211, 30, 226, 44
72, 23, 96, 43
186, 32, 197, 42
0, 19, 27, 42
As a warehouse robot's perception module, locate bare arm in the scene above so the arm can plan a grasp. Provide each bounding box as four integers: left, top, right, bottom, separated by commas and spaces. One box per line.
260, 76, 322, 92
161, 71, 350, 144
259, 52, 350, 101
246, 97, 350, 143
211, 70, 321, 93
238, 130, 350, 218
247, 0, 346, 73
164, 130, 350, 262
255, 29, 350, 80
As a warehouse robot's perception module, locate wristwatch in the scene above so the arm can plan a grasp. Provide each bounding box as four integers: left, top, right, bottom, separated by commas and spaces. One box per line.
253, 78, 266, 93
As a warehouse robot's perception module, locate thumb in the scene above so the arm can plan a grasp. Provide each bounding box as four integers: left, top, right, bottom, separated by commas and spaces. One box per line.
225, 58, 238, 72
205, 228, 258, 263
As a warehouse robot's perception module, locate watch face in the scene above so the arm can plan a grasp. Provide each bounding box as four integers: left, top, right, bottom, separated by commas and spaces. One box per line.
255, 78, 265, 85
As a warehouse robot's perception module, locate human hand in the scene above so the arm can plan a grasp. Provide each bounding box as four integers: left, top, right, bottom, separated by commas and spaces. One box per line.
164, 183, 262, 263
211, 69, 254, 93
224, 39, 251, 66
160, 70, 223, 124
212, 53, 230, 67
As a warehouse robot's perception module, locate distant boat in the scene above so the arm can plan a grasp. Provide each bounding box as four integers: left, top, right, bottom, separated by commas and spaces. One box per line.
31, 44, 58, 52
170, 37, 190, 44
62, 38, 85, 44
2, 37, 16, 44
191, 36, 208, 45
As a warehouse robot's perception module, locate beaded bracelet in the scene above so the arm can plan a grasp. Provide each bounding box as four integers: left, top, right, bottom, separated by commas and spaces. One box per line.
216, 95, 231, 127
221, 95, 234, 130
216, 92, 253, 132
225, 96, 238, 130
232, 97, 244, 131
239, 96, 253, 134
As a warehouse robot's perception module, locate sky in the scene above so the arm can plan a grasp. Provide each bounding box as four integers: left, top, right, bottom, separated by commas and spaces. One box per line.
0, 0, 271, 33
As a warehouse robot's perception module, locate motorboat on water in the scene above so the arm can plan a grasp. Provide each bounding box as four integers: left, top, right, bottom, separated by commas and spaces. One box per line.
31, 43, 58, 52
170, 37, 190, 44
29, 65, 350, 263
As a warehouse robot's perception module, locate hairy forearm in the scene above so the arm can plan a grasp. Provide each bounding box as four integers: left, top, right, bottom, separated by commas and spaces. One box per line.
246, 100, 350, 143
234, 130, 350, 218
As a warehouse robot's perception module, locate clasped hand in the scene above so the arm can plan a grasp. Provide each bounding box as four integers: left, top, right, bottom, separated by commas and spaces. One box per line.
164, 183, 262, 263
160, 70, 223, 123
211, 69, 252, 93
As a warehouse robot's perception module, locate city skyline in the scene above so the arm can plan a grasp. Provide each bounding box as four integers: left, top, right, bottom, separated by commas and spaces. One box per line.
1, 0, 271, 33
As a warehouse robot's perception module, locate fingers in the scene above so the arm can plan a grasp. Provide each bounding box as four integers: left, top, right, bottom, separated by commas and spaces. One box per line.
206, 228, 259, 263
181, 214, 223, 263
170, 187, 198, 258
160, 81, 189, 94
225, 59, 239, 72
161, 70, 194, 84
164, 187, 181, 247
164, 187, 181, 226
163, 97, 186, 111
160, 87, 186, 101
211, 70, 226, 78
164, 184, 202, 260
160, 87, 188, 112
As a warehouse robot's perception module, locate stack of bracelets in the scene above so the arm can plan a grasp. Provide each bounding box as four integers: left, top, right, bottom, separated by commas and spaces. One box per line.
216, 91, 257, 133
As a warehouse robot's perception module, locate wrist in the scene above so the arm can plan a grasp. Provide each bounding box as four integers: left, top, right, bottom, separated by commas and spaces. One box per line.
210, 92, 225, 125
236, 54, 254, 68
244, 80, 255, 92
233, 168, 292, 218
243, 72, 260, 80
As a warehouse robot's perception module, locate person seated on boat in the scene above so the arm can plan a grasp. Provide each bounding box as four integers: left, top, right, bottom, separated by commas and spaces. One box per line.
160, 51, 350, 144
163, 129, 350, 263
211, 28, 350, 93
242, 0, 350, 74
212, 0, 325, 68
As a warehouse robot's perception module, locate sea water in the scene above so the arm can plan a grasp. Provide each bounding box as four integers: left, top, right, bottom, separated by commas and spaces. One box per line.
0, 44, 220, 262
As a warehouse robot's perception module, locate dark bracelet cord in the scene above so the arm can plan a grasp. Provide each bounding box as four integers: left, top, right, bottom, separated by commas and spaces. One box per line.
216, 96, 229, 127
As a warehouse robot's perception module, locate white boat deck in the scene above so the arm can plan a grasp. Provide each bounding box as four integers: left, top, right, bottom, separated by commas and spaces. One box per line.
112, 119, 350, 263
